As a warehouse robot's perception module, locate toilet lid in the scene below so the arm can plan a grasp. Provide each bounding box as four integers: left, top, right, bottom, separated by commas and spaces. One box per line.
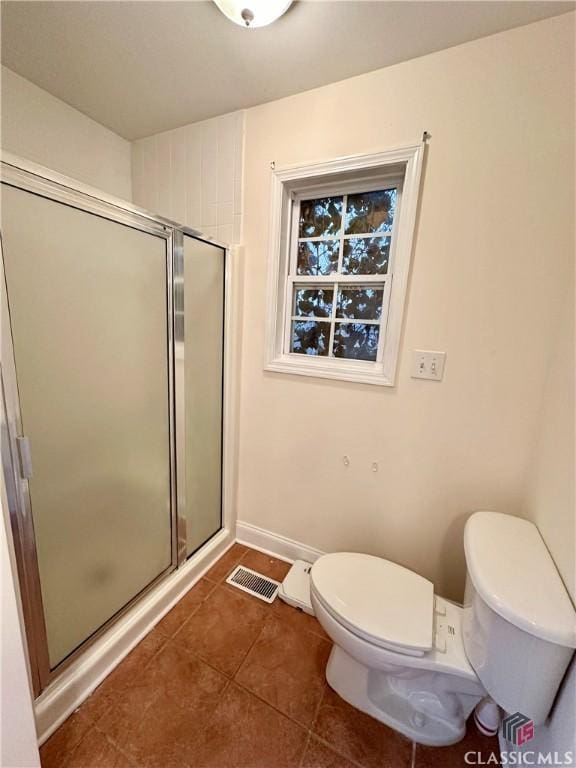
311, 553, 434, 656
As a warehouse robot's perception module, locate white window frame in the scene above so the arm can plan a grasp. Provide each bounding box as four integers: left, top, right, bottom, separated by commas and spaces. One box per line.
264, 145, 424, 386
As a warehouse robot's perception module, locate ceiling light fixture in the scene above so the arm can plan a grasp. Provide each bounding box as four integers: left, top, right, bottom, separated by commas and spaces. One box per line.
213, 0, 293, 28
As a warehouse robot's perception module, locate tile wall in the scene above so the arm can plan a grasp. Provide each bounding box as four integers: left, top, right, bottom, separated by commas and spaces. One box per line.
131, 110, 244, 243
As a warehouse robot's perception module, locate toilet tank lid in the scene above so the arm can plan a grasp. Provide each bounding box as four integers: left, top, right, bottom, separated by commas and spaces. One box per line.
464, 512, 576, 648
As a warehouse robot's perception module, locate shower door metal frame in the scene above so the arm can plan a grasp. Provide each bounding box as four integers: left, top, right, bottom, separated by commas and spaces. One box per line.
0, 153, 228, 696
172, 229, 189, 568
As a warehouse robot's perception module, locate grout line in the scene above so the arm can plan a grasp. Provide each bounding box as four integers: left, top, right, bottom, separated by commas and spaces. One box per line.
308, 733, 367, 768
98, 726, 140, 767
79, 629, 170, 728
232, 677, 311, 734
204, 544, 248, 583
230, 617, 324, 732
166, 600, 269, 682
173, 638, 234, 681
233, 622, 268, 677
411, 740, 417, 768
307, 687, 368, 768
271, 613, 331, 646
298, 731, 312, 768
167, 588, 215, 641
54, 723, 94, 767
310, 682, 327, 733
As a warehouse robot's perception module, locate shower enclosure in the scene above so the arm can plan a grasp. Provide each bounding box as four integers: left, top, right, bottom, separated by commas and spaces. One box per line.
1, 155, 229, 698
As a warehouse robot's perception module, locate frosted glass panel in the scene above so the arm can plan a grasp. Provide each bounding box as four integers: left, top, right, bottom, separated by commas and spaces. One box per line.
2, 185, 172, 668
183, 236, 224, 555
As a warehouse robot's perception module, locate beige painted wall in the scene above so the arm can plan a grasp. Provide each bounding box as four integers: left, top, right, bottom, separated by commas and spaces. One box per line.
1, 66, 132, 200
522, 284, 575, 603
516, 191, 575, 759
237, 13, 575, 601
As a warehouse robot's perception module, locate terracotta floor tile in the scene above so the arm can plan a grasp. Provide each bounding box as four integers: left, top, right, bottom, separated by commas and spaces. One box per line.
98, 640, 228, 768
66, 728, 136, 768
236, 616, 331, 726
191, 682, 308, 767
240, 549, 292, 581
272, 597, 330, 641
42, 546, 483, 768
80, 627, 167, 724
40, 710, 92, 768
174, 585, 268, 676
155, 578, 216, 637
415, 719, 501, 767
314, 687, 412, 768
204, 543, 248, 583
301, 736, 358, 768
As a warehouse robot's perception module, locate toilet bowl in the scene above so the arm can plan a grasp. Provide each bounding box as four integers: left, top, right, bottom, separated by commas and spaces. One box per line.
310, 513, 576, 748
310, 553, 485, 746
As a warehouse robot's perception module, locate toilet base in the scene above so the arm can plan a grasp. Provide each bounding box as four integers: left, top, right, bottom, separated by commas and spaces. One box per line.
326, 645, 484, 746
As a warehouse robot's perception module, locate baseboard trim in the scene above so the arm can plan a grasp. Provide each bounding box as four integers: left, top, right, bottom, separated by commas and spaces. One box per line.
236, 521, 325, 565
34, 528, 235, 745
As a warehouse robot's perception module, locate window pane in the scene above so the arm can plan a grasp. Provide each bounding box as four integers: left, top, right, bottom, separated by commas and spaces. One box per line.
345, 189, 397, 235
342, 237, 390, 275
299, 197, 343, 238
291, 321, 330, 356
293, 287, 333, 318
337, 287, 383, 320
297, 241, 339, 275
333, 323, 380, 361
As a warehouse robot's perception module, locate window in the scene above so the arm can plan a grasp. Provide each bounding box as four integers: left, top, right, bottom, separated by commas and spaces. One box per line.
288, 186, 397, 363
265, 146, 424, 386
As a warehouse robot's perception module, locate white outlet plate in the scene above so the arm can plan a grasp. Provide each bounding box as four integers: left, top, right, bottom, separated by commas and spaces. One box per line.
411, 350, 446, 381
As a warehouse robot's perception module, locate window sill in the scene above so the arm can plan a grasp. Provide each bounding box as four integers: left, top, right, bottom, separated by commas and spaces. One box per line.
264, 355, 394, 386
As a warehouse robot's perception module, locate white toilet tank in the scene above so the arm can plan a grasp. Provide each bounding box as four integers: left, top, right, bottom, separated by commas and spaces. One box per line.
462, 511, 576, 724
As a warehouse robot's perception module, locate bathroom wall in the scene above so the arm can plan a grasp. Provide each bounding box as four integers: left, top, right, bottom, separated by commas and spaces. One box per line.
522, 285, 574, 602
501, 657, 576, 762
514, 225, 575, 761
1, 67, 132, 200
131, 111, 244, 241
236, 12, 575, 601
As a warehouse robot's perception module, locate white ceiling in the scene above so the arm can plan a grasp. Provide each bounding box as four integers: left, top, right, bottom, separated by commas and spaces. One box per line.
1, 1, 573, 140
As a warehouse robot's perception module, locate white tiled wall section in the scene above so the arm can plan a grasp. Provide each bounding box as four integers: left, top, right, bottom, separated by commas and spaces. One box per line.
131, 110, 244, 244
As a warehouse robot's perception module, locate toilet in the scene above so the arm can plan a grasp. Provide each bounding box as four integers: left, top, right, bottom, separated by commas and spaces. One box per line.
310, 511, 576, 746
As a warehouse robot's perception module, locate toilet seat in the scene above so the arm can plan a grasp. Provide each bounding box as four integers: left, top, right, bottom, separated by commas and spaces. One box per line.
311, 553, 434, 657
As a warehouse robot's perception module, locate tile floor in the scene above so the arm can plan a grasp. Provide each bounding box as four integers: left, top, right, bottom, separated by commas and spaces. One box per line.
40, 544, 501, 768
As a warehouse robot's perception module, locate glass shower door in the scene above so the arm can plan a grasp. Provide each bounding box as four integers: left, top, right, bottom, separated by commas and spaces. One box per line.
2, 184, 174, 669
182, 235, 225, 556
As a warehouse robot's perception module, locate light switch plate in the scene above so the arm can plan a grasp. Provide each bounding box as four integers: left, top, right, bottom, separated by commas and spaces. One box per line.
411, 350, 446, 381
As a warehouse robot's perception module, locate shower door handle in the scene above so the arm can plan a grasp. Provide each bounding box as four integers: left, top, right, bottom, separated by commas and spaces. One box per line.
16, 436, 33, 479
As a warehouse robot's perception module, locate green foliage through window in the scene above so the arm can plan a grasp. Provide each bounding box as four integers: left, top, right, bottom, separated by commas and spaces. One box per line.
298, 197, 342, 238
